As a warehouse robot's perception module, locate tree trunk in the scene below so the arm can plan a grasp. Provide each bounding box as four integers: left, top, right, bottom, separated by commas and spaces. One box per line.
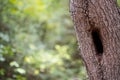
70, 0, 120, 80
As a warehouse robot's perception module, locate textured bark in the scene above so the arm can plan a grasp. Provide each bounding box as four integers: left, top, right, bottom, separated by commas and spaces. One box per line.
70, 0, 120, 80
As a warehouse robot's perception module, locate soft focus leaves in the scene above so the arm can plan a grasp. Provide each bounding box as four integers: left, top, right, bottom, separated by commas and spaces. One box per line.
117, 0, 120, 6
15, 68, 26, 74
10, 61, 19, 67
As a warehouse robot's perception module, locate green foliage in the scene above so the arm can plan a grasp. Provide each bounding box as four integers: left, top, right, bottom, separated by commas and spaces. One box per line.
117, 0, 120, 6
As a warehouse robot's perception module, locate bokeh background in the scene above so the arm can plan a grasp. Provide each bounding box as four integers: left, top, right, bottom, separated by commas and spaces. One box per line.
0, 0, 120, 80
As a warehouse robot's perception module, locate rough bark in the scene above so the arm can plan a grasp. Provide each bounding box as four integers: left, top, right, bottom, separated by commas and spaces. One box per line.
70, 0, 120, 80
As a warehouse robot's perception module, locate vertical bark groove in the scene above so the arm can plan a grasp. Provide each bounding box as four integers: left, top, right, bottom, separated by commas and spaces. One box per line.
91, 28, 103, 55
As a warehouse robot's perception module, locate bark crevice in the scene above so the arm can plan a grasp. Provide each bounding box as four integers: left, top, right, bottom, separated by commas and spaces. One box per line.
91, 28, 103, 55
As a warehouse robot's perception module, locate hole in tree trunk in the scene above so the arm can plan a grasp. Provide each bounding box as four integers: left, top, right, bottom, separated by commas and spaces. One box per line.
91, 28, 103, 55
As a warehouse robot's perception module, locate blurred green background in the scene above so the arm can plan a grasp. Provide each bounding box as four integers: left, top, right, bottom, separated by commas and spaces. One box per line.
0, 0, 120, 80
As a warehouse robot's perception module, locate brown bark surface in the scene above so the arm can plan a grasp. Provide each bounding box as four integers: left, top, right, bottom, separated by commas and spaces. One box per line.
70, 0, 120, 80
